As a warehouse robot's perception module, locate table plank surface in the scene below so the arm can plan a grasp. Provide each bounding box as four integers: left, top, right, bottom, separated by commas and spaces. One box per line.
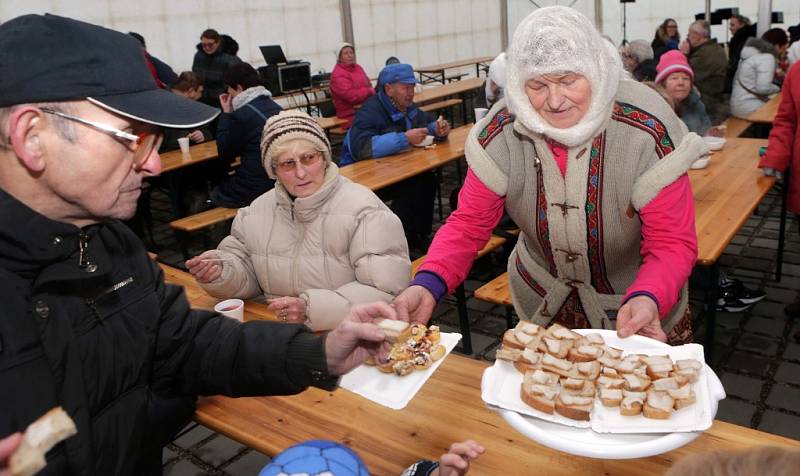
745, 93, 782, 124
196, 352, 799, 476
413, 77, 485, 105
415, 56, 495, 73
690, 138, 774, 264
159, 140, 219, 173
314, 116, 348, 130
159, 260, 800, 475
339, 124, 471, 191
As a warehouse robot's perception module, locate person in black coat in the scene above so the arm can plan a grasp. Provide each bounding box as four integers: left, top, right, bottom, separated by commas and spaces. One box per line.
210, 63, 282, 208
192, 29, 241, 108
726, 15, 757, 93
0, 15, 393, 474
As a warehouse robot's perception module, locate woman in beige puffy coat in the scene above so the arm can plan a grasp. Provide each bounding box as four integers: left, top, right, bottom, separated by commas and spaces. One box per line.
186, 110, 410, 330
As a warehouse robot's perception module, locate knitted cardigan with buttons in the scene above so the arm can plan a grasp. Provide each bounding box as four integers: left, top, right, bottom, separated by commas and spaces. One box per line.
465, 80, 707, 332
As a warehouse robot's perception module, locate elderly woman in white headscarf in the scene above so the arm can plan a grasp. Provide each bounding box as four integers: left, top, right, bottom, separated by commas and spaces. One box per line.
394, 7, 707, 344
186, 110, 410, 330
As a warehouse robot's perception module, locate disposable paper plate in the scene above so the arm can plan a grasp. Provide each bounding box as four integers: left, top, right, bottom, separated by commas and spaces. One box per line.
413, 135, 435, 147
481, 330, 726, 459
341, 332, 461, 410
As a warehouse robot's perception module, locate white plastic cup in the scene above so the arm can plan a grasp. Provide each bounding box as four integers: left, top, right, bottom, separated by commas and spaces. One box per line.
177, 137, 190, 154
214, 298, 244, 322
474, 108, 488, 122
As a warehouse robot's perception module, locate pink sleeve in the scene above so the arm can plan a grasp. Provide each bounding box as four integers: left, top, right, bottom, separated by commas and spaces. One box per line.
624, 174, 697, 318
418, 168, 506, 293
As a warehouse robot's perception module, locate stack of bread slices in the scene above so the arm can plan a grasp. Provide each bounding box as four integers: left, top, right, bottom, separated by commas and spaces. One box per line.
496, 322, 702, 422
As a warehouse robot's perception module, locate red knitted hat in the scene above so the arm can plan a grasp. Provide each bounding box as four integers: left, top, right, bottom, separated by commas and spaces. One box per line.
655, 50, 694, 84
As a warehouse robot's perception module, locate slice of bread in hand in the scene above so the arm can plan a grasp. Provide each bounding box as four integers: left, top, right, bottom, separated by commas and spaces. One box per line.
375, 319, 410, 343
10, 407, 77, 476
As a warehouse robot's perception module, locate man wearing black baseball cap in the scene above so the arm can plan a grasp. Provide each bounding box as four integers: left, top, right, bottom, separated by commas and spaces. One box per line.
0, 14, 392, 474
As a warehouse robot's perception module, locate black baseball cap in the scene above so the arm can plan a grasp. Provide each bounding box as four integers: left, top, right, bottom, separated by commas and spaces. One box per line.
0, 14, 218, 128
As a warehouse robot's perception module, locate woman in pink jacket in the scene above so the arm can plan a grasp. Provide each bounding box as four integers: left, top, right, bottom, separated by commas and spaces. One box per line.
760, 61, 800, 317
330, 43, 374, 128
393, 7, 705, 344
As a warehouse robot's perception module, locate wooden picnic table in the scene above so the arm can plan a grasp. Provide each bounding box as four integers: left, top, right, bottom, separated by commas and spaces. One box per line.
339, 124, 470, 191
157, 258, 800, 476
415, 55, 495, 84
159, 140, 219, 174
745, 92, 782, 124
413, 77, 485, 105
314, 116, 348, 131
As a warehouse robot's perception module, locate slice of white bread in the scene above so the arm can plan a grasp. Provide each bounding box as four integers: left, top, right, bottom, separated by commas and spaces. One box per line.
541, 353, 574, 377
375, 319, 411, 343
623, 373, 652, 392
667, 384, 696, 409
643, 390, 674, 419
524, 369, 560, 387
651, 377, 681, 391
10, 407, 77, 476
514, 348, 543, 373
555, 393, 593, 421
561, 379, 596, 397
599, 386, 623, 407
597, 375, 625, 389
520, 383, 557, 414
567, 344, 603, 363
575, 361, 601, 380
543, 337, 574, 359
546, 324, 582, 341
620, 395, 644, 416
495, 346, 522, 362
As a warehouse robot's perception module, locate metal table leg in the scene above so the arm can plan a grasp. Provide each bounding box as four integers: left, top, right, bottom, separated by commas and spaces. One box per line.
776, 172, 789, 282
703, 262, 720, 365
454, 284, 473, 355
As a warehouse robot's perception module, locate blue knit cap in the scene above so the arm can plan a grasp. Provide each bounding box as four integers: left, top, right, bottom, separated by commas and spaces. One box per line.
259, 440, 370, 476
377, 63, 418, 87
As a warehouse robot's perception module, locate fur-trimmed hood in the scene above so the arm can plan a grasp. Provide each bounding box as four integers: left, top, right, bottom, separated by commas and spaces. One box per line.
742, 38, 778, 59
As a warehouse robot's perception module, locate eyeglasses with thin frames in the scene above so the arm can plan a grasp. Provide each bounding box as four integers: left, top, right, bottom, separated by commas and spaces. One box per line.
39, 108, 163, 168
273, 151, 322, 173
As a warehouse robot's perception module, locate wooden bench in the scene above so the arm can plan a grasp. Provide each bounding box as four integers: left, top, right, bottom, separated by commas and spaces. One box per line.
720, 117, 751, 138
419, 98, 463, 123
411, 234, 515, 354
169, 207, 238, 259
474, 272, 511, 306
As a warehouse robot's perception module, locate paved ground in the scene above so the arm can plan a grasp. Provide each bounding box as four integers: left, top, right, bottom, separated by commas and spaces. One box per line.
146, 151, 799, 475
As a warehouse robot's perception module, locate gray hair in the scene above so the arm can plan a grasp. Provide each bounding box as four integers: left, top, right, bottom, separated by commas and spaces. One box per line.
690, 20, 711, 38
628, 40, 654, 62
0, 102, 77, 149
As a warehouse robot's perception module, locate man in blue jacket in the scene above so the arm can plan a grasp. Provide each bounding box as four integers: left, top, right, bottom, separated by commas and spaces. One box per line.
340, 63, 450, 251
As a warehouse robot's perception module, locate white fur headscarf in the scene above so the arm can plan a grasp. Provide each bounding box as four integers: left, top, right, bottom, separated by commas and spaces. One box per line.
505, 6, 623, 146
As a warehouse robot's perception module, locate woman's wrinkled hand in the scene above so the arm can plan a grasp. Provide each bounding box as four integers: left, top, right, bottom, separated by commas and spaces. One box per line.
616, 295, 667, 342
267, 296, 307, 323
185, 251, 224, 284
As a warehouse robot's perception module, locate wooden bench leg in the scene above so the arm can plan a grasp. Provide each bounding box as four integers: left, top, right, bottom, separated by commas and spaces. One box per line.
454, 284, 473, 355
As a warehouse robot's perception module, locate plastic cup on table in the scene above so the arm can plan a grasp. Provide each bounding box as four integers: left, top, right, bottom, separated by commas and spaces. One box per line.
177, 137, 191, 154
214, 298, 244, 322
474, 107, 489, 121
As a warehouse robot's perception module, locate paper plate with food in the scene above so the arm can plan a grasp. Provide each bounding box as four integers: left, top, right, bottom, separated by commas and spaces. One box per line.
341, 319, 461, 410
480, 322, 725, 459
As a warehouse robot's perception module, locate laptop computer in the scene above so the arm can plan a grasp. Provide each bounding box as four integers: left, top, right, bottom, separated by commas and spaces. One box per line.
259, 45, 288, 65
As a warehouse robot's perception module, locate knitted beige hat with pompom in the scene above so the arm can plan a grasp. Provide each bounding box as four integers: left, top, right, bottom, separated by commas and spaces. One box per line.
260, 110, 332, 179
